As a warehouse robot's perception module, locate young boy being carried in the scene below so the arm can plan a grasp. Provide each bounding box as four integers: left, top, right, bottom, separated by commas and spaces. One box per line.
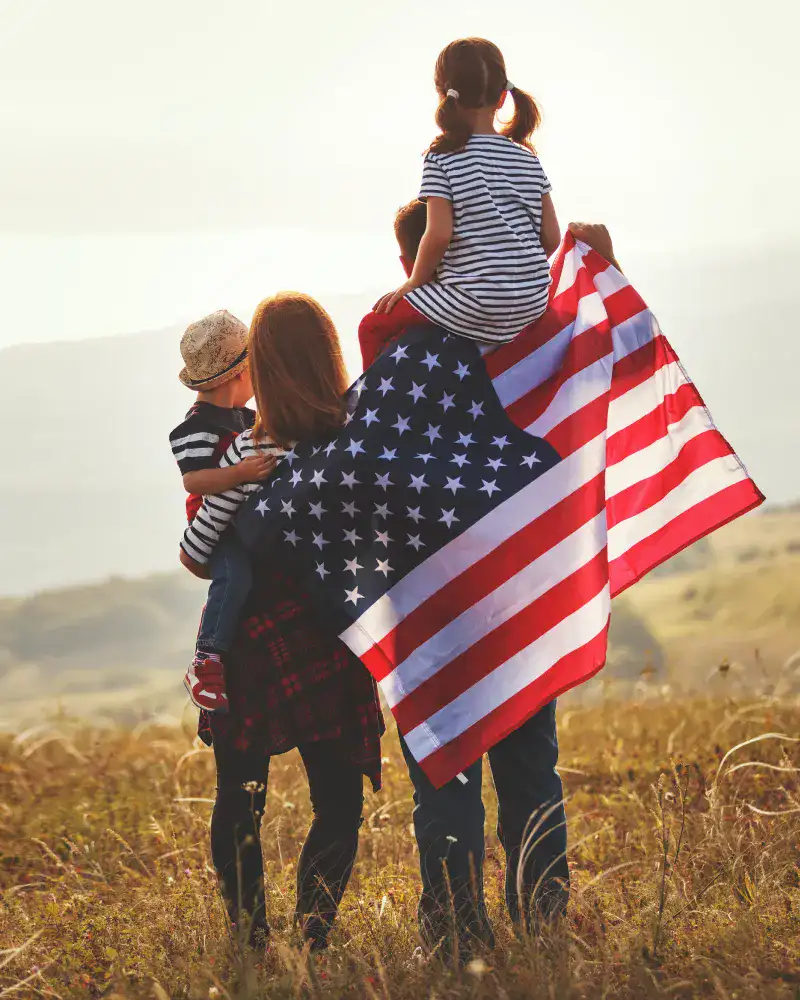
169, 310, 278, 713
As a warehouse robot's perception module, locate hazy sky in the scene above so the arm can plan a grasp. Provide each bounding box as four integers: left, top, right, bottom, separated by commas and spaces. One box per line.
2, 0, 798, 350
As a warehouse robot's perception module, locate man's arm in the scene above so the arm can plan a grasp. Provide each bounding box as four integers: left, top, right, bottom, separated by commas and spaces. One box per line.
567, 222, 623, 273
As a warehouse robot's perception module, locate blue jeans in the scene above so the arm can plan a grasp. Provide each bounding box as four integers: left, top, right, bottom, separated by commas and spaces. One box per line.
400, 701, 568, 953
196, 533, 253, 654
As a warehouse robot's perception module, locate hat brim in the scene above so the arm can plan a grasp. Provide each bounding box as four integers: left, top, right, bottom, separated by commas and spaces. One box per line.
179, 354, 249, 392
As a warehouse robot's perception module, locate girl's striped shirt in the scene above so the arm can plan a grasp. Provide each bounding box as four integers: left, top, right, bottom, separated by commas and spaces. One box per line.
180, 428, 284, 565
405, 134, 552, 344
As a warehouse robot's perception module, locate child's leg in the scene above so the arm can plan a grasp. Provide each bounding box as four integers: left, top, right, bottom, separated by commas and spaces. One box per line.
196, 533, 253, 655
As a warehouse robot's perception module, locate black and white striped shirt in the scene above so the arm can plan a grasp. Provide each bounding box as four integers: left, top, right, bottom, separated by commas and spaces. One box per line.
169, 403, 255, 475
406, 134, 552, 344
180, 429, 285, 565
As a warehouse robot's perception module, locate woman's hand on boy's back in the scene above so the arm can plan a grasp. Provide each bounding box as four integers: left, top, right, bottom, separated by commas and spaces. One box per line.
236, 454, 277, 484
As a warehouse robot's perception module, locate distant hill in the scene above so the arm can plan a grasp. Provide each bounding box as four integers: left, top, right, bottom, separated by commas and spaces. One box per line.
1, 504, 798, 726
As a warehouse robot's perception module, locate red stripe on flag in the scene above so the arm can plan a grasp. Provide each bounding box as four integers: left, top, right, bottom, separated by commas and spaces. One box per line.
607, 382, 702, 466
544, 392, 611, 458
419, 626, 609, 788
609, 477, 764, 597
609, 336, 671, 402
607, 429, 736, 529
392, 549, 608, 734
360, 474, 605, 681
505, 322, 611, 431
600, 284, 648, 329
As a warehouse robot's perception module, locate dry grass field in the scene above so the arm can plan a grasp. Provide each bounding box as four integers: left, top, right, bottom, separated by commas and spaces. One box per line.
2, 696, 799, 999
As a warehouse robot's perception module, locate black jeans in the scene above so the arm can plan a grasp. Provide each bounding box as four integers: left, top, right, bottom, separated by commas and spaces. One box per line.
400, 701, 569, 953
210, 732, 364, 949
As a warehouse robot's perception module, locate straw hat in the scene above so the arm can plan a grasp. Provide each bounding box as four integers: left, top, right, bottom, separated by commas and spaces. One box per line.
178, 310, 249, 390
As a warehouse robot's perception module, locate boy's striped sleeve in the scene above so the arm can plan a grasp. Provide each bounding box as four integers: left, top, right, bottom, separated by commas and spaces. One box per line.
180, 430, 284, 564
169, 414, 220, 474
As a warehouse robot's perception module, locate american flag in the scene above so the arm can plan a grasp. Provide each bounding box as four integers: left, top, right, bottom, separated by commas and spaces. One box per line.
237, 234, 764, 787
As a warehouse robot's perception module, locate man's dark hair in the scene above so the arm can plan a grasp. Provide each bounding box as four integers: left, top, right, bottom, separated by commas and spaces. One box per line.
394, 199, 427, 262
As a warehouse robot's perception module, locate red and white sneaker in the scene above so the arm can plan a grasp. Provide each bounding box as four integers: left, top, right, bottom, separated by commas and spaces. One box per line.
184, 652, 229, 714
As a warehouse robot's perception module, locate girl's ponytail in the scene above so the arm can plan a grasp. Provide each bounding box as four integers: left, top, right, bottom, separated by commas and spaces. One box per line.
500, 85, 541, 151
430, 90, 473, 154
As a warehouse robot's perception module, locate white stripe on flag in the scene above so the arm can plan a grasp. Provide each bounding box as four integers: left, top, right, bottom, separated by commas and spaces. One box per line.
525, 354, 613, 438
607, 453, 750, 562
380, 512, 607, 709
607, 360, 687, 434
340, 433, 607, 656
404, 585, 611, 761
606, 404, 714, 496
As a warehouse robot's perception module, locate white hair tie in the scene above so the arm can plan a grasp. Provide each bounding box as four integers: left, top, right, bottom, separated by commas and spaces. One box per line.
446, 88, 459, 100
506, 81, 515, 91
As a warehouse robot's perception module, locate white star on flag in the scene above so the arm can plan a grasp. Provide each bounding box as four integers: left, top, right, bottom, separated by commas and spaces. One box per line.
377, 377, 394, 395
281, 500, 295, 517
393, 416, 411, 435
439, 392, 456, 411
379, 447, 397, 461
486, 457, 505, 471
468, 401, 485, 419
375, 559, 392, 577
421, 351, 441, 371
284, 529, 300, 546
344, 557, 363, 575
424, 424, 442, 443
342, 501, 359, 516
416, 452, 434, 464
256, 499, 269, 516
408, 382, 427, 403
406, 506, 424, 523
309, 501, 326, 519
521, 453, 541, 468
444, 476, 464, 494
492, 436, 510, 450
290, 469, 303, 486
311, 532, 329, 550
391, 344, 409, 362
375, 529, 391, 546
453, 361, 470, 380
409, 474, 428, 493
479, 479, 500, 497
375, 472, 393, 490
439, 508, 460, 528
341, 471, 359, 488
345, 586, 364, 604
363, 408, 380, 427
324, 441, 337, 456
457, 432, 475, 447
406, 534, 425, 551
374, 502, 390, 518
315, 562, 329, 579
343, 528, 362, 545
345, 439, 365, 458
310, 469, 327, 487
451, 453, 470, 468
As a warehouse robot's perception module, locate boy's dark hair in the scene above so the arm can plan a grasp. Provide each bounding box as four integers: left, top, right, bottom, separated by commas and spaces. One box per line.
430, 37, 541, 155
394, 199, 428, 261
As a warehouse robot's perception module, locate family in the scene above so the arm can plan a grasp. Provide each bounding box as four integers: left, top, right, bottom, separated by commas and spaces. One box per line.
170, 38, 623, 960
